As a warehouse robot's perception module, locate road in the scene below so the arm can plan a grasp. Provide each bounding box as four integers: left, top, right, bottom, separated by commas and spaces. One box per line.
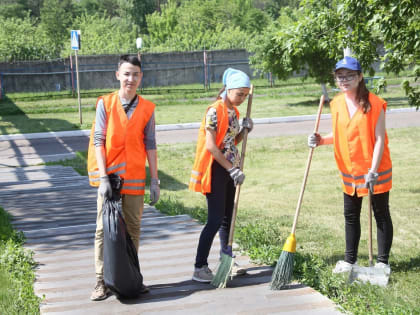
0, 110, 419, 167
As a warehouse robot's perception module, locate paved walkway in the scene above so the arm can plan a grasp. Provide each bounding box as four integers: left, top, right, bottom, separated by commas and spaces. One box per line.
0, 165, 342, 314
0, 109, 418, 167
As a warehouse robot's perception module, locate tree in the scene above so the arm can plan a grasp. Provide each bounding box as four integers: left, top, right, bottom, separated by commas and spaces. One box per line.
0, 15, 53, 61
39, 0, 74, 57
131, 0, 156, 33
145, 0, 269, 52
63, 12, 137, 56
251, 0, 419, 107
341, 0, 419, 108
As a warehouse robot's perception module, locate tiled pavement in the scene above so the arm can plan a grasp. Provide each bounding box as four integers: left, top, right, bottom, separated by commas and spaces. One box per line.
0, 165, 342, 315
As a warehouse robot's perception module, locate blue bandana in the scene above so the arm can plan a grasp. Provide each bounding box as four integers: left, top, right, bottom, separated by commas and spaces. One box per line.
221, 68, 251, 100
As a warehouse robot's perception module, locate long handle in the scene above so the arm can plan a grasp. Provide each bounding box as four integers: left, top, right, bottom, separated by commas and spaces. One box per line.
227, 85, 254, 247
290, 95, 325, 234
368, 189, 373, 266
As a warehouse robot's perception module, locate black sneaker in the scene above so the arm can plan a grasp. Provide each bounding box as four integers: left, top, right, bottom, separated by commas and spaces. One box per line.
139, 284, 149, 294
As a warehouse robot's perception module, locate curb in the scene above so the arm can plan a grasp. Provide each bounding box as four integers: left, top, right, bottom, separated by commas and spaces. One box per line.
0, 107, 417, 141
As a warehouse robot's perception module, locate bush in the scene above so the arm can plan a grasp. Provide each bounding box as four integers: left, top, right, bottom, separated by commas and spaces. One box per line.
0, 207, 41, 314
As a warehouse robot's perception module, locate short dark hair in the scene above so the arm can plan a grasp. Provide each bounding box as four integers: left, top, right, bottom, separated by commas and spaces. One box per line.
118, 54, 141, 70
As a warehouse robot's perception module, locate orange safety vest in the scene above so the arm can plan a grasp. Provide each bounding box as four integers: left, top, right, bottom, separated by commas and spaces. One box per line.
87, 91, 155, 195
330, 92, 392, 197
189, 100, 240, 195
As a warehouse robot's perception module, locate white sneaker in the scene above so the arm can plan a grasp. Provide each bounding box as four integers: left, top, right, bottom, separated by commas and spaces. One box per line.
192, 266, 214, 283
375, 262, 391, 276
232, 262, 246, 276
333, 260, 356, 274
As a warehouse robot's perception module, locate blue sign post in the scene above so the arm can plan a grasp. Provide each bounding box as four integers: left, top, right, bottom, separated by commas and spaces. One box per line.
70, 30, 82, 124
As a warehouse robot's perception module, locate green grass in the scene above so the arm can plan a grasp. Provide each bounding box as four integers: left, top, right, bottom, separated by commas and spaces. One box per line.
0, 75, 416, 135
0, 207, 41, 314
48, 126, 420, 314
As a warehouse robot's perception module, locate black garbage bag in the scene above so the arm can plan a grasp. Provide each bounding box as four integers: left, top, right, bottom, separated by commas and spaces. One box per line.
103, 174, 143, 298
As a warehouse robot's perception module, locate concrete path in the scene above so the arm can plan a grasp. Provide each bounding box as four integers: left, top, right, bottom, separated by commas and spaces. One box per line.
0, 165, 342, 314
0, 109, 418, 167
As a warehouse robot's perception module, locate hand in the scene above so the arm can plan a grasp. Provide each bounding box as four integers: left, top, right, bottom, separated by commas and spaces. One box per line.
242, 118, 254, 133
228, 167, 245, 186
307, 133, 321, 148
149, 178, 160, 206
99, 175, 112, 199
364, 169, 378, 193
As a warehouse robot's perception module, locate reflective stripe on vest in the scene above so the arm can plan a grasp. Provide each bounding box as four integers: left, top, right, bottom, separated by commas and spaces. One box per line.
341, 167, 392, 189
87, 91, 155, 195
189, 100, 239, 194
331, 92, 392, 197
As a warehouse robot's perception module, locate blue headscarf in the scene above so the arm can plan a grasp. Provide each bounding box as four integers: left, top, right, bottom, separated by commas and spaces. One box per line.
220, 68, 251, 100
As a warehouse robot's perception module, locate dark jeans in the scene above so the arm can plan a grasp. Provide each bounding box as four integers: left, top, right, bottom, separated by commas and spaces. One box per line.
194, 161, 235, 268
343, 191, 393, 264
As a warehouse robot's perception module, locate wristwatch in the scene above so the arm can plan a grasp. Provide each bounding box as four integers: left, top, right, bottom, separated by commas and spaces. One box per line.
152, 178, 160, 185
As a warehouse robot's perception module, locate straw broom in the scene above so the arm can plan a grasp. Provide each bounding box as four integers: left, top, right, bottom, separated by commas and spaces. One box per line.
211, 85, 254, 288
270, 95, 325, 290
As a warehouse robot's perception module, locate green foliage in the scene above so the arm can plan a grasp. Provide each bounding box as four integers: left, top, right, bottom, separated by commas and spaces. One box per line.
0, 207, 40, 314
144, 0, 269, 52
63, 12, 137, 56
39, 0, 74, 56
0, 0, 27, 19
251, 0, 419, 106
153, 196, 208, 224
131, 0, 155, 33
0, 15, 54, 61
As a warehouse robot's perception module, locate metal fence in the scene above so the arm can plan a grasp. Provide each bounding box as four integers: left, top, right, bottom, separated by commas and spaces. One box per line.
0, 49, 257, 98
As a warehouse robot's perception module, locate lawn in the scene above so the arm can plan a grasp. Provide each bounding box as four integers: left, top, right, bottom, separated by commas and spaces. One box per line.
0, 75, 416, 135
48, 126, 420, 314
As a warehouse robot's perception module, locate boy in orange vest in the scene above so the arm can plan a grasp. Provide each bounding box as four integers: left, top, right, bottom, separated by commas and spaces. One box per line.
189, 68, 253, 282
88, 55, 160, 300
308, 56, 393, 275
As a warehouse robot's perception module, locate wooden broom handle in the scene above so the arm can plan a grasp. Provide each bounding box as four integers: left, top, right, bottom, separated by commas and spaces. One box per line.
290, 95, 325, 234
368, 189, 373, 266
228, 85, 254, 246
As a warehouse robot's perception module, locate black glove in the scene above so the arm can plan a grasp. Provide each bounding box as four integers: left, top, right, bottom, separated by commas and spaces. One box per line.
364, 169, 378, 193
228, 167, 245, 186
99, 175, 112, 199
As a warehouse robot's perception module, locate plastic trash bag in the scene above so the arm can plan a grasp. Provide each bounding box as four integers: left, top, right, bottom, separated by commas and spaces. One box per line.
103, 174, 144, 298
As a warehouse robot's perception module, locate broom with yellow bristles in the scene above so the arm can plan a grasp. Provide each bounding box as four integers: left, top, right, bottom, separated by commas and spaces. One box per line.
270, 95, 325, 290
211, 85, 254, 288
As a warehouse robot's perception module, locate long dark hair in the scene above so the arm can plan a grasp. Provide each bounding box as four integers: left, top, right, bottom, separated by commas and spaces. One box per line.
356, 71, 371, 113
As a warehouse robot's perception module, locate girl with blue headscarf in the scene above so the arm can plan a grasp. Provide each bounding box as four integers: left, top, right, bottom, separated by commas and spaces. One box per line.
189, 68, 254, 282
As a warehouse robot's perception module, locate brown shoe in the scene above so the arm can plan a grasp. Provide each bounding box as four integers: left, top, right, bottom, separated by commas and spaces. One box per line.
90, 280, 110, 301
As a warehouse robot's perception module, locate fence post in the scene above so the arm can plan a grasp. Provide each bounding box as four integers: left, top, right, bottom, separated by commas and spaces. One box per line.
203, 50, 208, 90
70, 55, 75, 96
0, 73, 3, 100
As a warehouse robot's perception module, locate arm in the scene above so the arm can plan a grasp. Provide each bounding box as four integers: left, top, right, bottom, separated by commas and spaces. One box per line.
93, 99, 108, 177
95, 146, 107, 177
146, 149, 158, 179
320, 132, 334, 145
144, 112, 158, 179
206, 129, 233, 170
370, 109, 386, 172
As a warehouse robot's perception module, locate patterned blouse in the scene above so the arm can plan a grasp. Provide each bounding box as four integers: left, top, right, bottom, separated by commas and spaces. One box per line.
205, 107, 240, 167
